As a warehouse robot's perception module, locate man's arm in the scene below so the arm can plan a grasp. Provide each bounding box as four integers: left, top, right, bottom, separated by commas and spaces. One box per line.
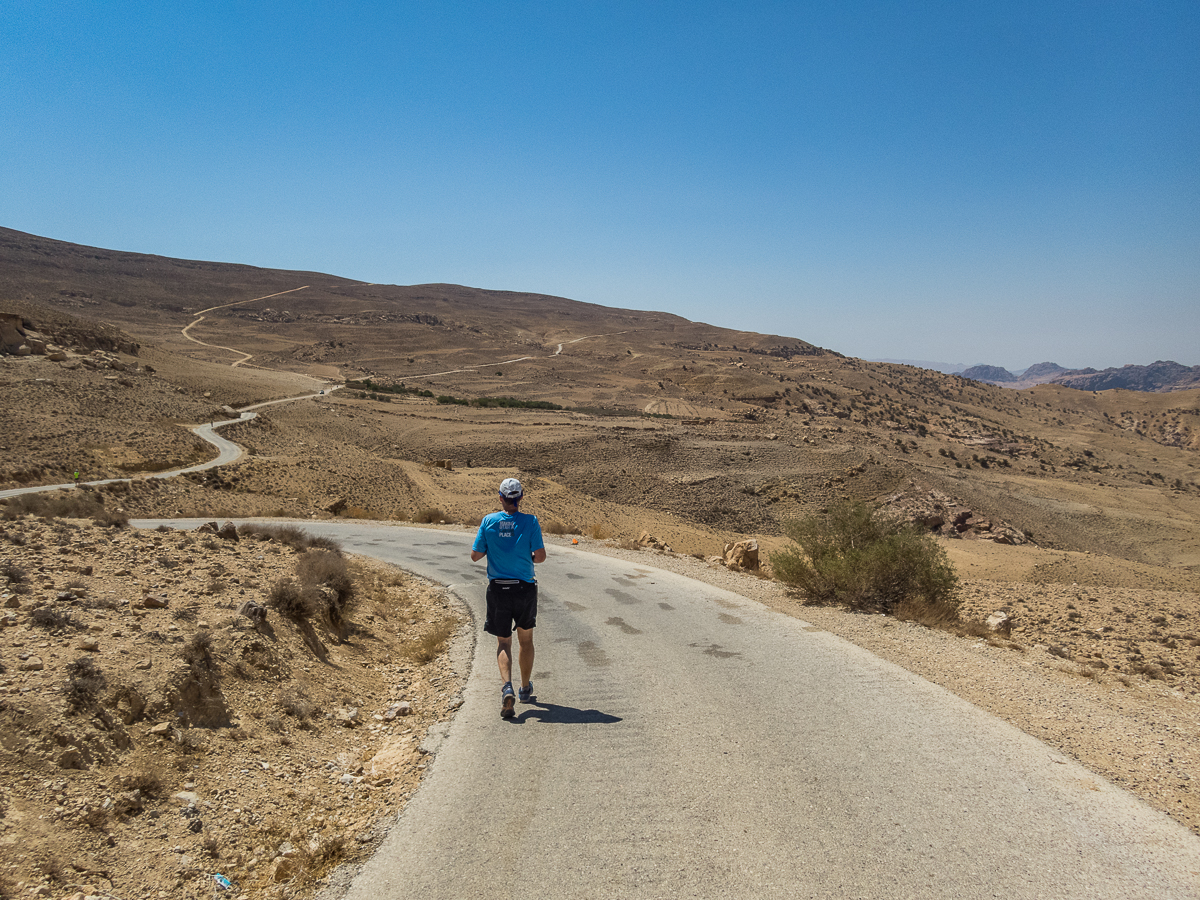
532, 548, 546, 564
471, 549, 486, 562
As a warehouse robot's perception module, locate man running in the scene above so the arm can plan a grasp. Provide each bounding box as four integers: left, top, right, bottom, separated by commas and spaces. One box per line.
471, 477, 546, 718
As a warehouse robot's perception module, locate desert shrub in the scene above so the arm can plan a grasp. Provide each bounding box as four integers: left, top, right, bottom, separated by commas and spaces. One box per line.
412, 507, 447, 524
31, 606, 83, 630
1, 491, 126, 527
267, 577, 318, 621
239, 523, 342, 553
588, 523, 612, 540
771, 500, 959, 616
182, 631, 215, 671
0, 560, 27, 585
65, 657, 105, 711
543, 520, 568, 536
297, 550, 353, 605
402, 619, 457, 665
277, 685, 317, 724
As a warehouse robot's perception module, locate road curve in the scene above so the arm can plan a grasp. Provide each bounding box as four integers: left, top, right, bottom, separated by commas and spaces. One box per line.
133, 520, 1200, 899
0, 385, 338, 501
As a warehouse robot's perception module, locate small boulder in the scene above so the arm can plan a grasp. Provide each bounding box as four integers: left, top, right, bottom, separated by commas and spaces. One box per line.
216, 522, 240, 542
142, 594, 169, 609
18, 656, 44, 671
335, 707, 361, 728
986, 611, 1013, 637
76, 638, 99, 652
382, 702, 412, 720
237, 600, 267, 625
723, 539, 760, 571
326, 497, 348, 515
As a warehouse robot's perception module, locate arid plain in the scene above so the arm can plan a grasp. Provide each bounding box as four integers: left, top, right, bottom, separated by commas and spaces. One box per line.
1, 227, 1199, 898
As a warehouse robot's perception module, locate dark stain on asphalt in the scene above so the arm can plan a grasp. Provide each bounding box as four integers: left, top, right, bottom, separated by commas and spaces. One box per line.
690, 642, 741, 659
719, 613, 744, 625
658, 602, 675, 611
566, 573, 584, 580
564, 601, 587, 611
605, 589, 640, 605
605, 616, 643, 635
577, 640, 611, 667
611, 577, 638, 588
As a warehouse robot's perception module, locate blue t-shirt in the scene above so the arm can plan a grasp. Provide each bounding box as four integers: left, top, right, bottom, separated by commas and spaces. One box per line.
473, 510, 544, 582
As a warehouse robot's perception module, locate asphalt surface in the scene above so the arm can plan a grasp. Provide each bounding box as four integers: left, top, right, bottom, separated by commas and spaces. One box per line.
136, 520, 1200, 898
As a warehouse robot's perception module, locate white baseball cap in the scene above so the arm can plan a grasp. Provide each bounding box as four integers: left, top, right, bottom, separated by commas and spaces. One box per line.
499, 478, 524, 499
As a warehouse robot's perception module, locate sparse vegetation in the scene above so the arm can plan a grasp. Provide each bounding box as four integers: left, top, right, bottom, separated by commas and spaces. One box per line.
771, 501, 959, 618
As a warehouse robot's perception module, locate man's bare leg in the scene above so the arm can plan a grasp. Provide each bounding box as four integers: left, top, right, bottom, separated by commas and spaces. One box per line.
496, 636, 514, 684
516, 627, 534, 690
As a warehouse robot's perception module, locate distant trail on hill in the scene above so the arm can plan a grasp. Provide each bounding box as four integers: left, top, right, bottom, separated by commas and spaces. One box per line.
411, 331, 630, 378
180, 285, 310, 367
0, 384, 339, 500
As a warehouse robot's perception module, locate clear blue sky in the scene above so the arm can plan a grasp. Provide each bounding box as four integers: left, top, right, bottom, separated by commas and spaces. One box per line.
3, 2, 1197, 370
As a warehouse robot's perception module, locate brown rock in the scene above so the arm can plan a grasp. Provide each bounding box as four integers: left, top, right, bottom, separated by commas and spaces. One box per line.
723, 539, 760, 571
18, 656, 44, 671
142, 594, 169, 609
217, 522, 240, 542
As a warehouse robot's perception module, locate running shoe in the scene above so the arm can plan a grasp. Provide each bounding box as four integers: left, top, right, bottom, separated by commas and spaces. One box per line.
518, 681, 534, 703
500, 682, 516, 718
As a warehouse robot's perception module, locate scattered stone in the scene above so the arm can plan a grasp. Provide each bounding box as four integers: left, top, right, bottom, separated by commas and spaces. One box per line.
149, 722, 173, 737
217, 522, 240, 542
986, 611, 1014, 637
18, 656, 44, 671
237, 600, 267, 625
382, 701, 411, 720
142, 594, 169, 609
3, 595, 21, 609
172, 791, 200, 807
723, 539, 760, 571
334, 707, 361, 728
326, 497, 348, 515
135, 658, 152, 670
76, 638, 100, 652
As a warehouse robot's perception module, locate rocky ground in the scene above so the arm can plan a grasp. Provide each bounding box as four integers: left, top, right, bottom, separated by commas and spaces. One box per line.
0, 516, 468, 900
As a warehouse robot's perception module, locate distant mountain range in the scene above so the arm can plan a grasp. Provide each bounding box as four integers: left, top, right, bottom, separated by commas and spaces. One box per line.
959, 360, 1200, 393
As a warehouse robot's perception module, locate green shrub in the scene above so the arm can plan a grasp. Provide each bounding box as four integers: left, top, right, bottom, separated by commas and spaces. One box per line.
771, 501, 959, 616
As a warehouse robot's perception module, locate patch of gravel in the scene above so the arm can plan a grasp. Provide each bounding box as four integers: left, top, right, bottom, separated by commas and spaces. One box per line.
554, 535, 1200, 836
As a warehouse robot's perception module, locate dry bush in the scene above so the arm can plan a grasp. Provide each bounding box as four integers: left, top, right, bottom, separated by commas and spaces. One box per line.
343, 505, 384, 520
277, 685, 317, 725
31, 606, 83, 631
402, 619, 458, 665
463, 515, 482, 527
412, 507, 449, 524
543, 519, 568, 535
268, 577, 319, 621
200, 834, 221, 859
239, 523, 341, 553
589, 523, 612, 540
174, 729, 207, 754
297, 550, 353, 605
182, 631, 215, 672
771, 500, 959, 618
0, 560, 27, 585
617, 538, 641, 551
65, 657, 105, 711
122, 767, 167, 797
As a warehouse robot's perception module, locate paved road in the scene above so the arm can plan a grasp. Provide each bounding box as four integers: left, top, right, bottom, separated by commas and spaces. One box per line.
1, 385, 339, 501
135, 520, 1200, 898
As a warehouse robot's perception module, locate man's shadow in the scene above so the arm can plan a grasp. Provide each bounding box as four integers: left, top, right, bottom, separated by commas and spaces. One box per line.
511, 700, 622, 725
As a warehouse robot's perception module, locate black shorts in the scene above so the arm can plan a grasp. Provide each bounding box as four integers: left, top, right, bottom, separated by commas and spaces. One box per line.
484, 579, 538, 638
